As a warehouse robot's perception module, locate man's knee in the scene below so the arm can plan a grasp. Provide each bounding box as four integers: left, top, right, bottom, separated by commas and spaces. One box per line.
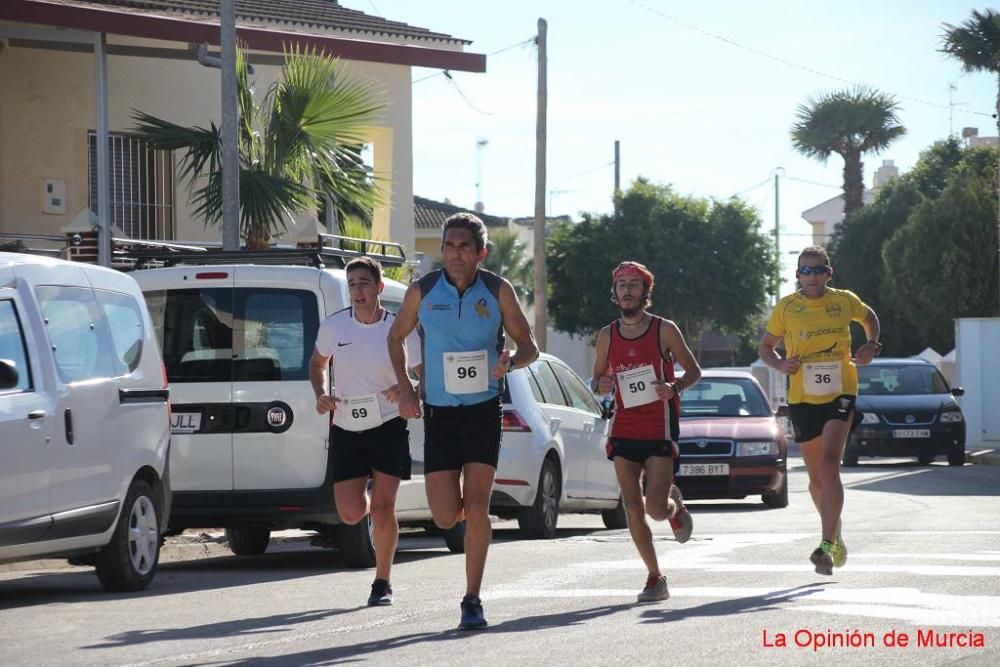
337, 504, 367, 525
370, 497, 396, 524
646, 498, 671, 522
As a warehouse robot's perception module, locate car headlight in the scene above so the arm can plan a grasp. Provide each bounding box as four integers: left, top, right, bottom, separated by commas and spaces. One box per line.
737, 441, 777, 456
859, 412, 880, 425
940, 411, 964, 423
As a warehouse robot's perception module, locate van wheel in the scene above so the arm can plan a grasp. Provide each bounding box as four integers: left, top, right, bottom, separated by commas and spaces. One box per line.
762, 473, 789, 509
948, 444, 965, 467
95, 479, 160, 592
335, 515, 376, 567
518, 458, 561, 539
601, 496, 628, 529
443, 521, 466, 553
917, 455, 935, 466
225, 527, 271, 556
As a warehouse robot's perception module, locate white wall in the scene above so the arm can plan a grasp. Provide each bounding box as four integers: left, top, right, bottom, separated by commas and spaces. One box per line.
955, 318, 1000, 445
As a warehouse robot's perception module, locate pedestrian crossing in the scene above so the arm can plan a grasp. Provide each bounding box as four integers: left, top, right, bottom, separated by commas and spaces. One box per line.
487, 531, 1000, 627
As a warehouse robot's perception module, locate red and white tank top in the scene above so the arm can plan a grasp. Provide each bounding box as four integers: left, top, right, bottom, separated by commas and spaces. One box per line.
608, 315, 679, 441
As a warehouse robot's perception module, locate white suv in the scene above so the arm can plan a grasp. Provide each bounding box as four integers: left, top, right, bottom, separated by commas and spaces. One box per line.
0, 253, 171, 591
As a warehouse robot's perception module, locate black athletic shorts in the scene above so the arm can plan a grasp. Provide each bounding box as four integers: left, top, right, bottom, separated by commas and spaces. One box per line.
788, 395, 857, 443
423, 396, 503, 472
606, 438, 680, 473
330, 417, 412, 483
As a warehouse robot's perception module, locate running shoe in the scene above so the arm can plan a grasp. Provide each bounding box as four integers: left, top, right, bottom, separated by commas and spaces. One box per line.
810, 541, 835, 576
668, 485, 693, 544
458, 594, 488, 630
367, 579, 393, 606
831, 534, 848, 568
637, 574, 669, 603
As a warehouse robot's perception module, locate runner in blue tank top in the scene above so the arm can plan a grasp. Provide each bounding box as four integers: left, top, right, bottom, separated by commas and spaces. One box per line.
388, 212, 538, 631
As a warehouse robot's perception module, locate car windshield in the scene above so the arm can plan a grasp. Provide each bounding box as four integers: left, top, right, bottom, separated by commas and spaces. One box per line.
858, 364, 950, 396
679, 377, 772, 418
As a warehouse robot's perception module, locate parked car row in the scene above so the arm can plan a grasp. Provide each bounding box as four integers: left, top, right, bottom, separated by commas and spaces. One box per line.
1, 251, 624, 592
2, 251, 970, 594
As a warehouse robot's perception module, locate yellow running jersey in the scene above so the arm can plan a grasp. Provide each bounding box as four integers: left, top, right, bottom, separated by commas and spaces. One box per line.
765, 288, 870, 404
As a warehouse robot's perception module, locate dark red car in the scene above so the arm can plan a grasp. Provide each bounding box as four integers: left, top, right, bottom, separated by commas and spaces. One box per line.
674, 370, 789, 508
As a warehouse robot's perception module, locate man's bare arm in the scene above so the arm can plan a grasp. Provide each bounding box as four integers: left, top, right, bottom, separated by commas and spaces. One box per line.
498, 280, 539, 370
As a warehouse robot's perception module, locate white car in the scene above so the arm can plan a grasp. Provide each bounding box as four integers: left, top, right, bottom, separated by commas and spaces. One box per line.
491, 354, 624, 538
0, 253, 171, 591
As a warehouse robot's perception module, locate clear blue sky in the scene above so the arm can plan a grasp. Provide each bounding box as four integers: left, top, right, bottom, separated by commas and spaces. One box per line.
343, 0, 997, 293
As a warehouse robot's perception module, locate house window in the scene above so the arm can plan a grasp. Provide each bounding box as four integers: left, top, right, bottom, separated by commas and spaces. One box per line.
88, 131, 174, 240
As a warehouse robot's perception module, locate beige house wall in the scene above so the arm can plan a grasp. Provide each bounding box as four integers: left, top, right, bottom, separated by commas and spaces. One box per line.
0, 33, 415, 254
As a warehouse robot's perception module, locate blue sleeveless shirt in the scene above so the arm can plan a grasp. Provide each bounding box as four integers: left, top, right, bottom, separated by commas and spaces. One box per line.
417, 269, 505, 406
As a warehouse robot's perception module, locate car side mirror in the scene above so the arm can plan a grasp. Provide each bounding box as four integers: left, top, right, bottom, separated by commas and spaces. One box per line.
0, 358, 19, 390
951, 386, 965, 397
774, 404, 790, 418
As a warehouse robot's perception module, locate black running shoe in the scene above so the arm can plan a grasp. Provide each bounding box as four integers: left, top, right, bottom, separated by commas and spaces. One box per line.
458, 594, 488, 630
367, 579, 393, 606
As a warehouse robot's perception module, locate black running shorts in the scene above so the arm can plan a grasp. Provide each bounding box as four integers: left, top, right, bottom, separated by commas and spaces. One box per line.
606, 438, 680, 474
423, 396, 503, 472
788, 394, 857, 443
330, 416, 412, 483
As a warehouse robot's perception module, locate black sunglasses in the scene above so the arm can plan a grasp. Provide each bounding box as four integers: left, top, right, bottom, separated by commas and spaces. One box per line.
797, 265, 830, 276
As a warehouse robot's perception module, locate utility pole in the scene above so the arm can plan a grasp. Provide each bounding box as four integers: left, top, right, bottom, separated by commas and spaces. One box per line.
220, 0, 240, 251
613, 139, 620, 215
773, 167, 783, 303
533, 18, 548, 350
475, 138, 488, 208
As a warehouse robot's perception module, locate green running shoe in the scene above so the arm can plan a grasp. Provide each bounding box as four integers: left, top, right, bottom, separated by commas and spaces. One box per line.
831, 535, 848, 568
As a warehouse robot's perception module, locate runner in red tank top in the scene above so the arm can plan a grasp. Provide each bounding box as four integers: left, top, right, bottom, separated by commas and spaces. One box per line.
591, 261, 702, 603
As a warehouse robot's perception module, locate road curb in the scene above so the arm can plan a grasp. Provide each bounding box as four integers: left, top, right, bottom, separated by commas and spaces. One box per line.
0, 530, 312, 574
967, 448, 1000, 466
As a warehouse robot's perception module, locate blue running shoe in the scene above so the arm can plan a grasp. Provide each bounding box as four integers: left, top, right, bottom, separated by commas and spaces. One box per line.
458, 594, 488, 630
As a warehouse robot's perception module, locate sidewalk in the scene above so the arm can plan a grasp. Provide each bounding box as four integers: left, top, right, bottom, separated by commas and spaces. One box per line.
967, 446, 1000, 466
0, 529, 312, 574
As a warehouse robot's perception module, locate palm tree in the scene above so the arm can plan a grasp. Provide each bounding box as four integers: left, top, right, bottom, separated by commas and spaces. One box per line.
941, 9, 1000, 138
133, 46, 385, 249
483, 228, 534, 304
941, 9, 1000, 314
790, 86, 906, 217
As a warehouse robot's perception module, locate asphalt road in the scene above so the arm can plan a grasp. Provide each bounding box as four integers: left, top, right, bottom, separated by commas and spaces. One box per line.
2, 453, 999, 666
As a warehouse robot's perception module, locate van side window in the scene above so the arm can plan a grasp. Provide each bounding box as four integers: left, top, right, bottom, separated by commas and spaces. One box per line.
95, 290, 144, 374
145, 288, 234, 383
0, 299, 32, 391
238, 289, 318, 381
35, 285, 115, 382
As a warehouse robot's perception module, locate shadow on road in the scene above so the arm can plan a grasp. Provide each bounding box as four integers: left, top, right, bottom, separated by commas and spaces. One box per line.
203, 603, 636, 665
639, 583, 831, 624
0, 548, 444, 610
840, 463, 1000, 496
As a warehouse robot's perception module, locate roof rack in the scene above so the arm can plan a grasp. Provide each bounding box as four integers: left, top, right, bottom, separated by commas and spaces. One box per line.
116, 234, 407, 270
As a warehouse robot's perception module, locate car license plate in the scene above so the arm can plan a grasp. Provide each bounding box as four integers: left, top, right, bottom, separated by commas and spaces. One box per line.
678, 463, 729, 476
171, 412, 202, 434
893, 429, 930, 439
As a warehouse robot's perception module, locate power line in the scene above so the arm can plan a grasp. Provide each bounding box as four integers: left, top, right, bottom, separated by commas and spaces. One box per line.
784, 175, 842, 189
730, 176, 771, 197
442, 71, 493, 115
413, 37, 536, 84
625, 0, 994, 119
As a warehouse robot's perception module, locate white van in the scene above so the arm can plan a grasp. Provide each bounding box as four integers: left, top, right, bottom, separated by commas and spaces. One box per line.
0, 252, 171, 591
130, 244, 455, 566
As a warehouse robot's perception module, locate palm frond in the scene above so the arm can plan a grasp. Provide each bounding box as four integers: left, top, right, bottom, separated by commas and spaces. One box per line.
940, 9, 1000, 73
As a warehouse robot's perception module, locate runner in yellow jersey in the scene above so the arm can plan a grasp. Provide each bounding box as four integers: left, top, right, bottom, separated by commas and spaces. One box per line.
758, 246, 881, 575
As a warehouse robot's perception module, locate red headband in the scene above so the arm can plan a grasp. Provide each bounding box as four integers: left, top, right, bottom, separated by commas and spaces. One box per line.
612, 263, 652, 287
